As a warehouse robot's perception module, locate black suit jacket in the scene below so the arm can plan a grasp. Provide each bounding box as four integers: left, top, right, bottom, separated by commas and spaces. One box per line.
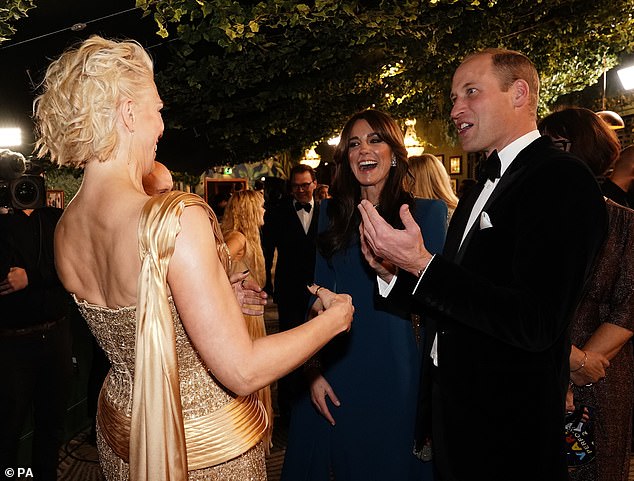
0, 207, 69, 328
262, 197, 319, 328
393, 137, 607, 481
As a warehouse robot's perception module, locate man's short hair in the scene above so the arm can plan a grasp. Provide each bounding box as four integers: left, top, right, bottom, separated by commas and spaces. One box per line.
290, 163, 316, 181
463, 48, 540, 116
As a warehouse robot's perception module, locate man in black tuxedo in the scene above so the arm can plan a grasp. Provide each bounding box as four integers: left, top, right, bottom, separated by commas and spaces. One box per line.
358, 49, 607, 481
262, 163, 319, 421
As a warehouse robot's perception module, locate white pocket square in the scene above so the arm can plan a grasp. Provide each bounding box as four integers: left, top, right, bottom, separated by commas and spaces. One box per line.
479, 211, 493, 230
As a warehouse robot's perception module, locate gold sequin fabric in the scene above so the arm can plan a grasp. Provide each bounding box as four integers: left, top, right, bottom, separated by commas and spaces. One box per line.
76, 297, 267, 480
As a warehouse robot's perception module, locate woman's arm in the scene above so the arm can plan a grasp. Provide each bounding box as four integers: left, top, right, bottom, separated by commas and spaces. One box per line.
168, 205, 353, 396
224, 230, 246, 262
583, 322, 633, 360
570, 323, 633, 385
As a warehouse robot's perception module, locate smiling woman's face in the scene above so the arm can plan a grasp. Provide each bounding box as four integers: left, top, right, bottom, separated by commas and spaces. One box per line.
347, 119, 392, 193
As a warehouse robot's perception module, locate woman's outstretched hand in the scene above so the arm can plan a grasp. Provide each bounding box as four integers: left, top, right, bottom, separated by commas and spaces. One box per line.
308, 284, 354, 333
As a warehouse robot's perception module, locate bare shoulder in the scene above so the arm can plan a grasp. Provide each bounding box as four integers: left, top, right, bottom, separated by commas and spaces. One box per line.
178, 202, 218, 237
55, 193, 148, 304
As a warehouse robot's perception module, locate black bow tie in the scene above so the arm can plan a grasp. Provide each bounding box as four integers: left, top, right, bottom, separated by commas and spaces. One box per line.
295, 202, 312, 213
482, 150, 501, 183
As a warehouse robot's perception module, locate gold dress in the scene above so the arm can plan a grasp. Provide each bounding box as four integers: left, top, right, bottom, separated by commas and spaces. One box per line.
74, 192, 268, 481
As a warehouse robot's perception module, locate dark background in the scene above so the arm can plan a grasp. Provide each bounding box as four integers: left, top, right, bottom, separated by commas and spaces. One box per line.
0, 1, 184, 164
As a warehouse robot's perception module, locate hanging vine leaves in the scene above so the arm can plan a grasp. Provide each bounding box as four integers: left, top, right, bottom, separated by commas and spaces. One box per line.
0, 0, 36, 43
7, 1, 634, 166
138, 0, 634, 165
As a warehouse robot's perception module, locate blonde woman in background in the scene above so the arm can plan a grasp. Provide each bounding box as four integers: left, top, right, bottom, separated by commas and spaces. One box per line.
221, 189, 273, 451
409, 153, 459, 222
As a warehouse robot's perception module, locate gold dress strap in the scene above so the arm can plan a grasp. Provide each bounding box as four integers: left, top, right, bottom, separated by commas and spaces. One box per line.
127, 191, 263, 480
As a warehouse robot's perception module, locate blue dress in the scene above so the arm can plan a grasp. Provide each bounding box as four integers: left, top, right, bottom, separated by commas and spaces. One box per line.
281, 198, 447, 481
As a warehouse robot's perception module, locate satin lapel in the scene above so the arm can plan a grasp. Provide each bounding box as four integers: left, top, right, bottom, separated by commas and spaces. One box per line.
287, 200, 305, 234
453, 166, 526, 264
307, 203, 319, 236
452, 137, 543, 264
443, 181, 485, 261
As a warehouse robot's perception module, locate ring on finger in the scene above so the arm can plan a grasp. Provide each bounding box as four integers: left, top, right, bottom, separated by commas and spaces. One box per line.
315, 286, 323, 295
241, 279, 246, 287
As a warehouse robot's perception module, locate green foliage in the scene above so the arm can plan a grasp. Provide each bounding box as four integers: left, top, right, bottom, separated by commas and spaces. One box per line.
137, 1, 634, 164
44, 163, 83, 208
7, 1, 634, 168
0, 0, 36, 43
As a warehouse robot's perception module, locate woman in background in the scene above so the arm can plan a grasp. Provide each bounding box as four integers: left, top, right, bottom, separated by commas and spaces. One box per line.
409, 153, 459, 222
539, 107, 634, 481
221, 189, 273, 451
282, 109, 446, 481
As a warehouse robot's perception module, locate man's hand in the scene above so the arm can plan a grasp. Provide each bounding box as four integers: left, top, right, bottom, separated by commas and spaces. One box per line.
0, 267, 28, 295
229, 271, 268, 316
359, 223, 397, 283
358, 200, 432, 276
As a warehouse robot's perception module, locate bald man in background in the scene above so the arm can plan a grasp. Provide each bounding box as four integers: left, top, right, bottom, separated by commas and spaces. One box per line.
142, 161, 173, 195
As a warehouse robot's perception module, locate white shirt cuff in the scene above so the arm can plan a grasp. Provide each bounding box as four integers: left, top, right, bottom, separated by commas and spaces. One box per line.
377, 271, 398, 297
412, 254, 435, 294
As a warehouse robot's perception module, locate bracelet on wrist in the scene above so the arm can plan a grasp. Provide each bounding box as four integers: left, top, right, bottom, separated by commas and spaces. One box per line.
570, 350, 587, 372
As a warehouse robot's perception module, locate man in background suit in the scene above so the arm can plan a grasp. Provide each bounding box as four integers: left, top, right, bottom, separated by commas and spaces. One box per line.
262, 163, 319, 422
359, 49, 607, 481
0, 205, 72, 481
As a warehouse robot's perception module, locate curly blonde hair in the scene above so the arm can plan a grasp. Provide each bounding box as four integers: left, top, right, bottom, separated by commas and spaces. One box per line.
33, 35, 154, 167
409, 154, 459, 213
221, 190, 266, 287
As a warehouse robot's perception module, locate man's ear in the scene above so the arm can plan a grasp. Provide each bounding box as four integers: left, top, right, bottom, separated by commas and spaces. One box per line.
120, 98, 135, 132
512, 79, 530, 108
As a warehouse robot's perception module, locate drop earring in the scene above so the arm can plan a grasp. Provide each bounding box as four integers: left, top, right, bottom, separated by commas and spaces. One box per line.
391, 154, 397, 167
127, 131, 134, 166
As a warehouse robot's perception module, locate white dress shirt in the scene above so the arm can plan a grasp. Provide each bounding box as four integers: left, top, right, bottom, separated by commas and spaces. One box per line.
294, 199, 315, 234
378, 130, 542, 366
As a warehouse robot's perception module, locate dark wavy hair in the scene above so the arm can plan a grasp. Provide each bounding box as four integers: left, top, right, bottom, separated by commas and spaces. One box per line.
538, 107, 621, 177
318, 109, 414, 259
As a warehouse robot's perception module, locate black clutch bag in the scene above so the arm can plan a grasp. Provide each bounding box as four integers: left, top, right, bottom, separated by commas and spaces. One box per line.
564, 404, 596, 467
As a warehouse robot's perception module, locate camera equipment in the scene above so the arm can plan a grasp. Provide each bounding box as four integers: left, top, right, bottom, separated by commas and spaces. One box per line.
0, 150, 46, 210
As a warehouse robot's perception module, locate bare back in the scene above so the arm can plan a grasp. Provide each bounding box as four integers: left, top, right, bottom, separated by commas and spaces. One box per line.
55, 183, 150, 308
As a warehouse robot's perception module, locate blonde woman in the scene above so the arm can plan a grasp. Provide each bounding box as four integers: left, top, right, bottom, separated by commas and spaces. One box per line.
409, 154, 459, 221
221, 189, 273, 451
33, 35, 353, 481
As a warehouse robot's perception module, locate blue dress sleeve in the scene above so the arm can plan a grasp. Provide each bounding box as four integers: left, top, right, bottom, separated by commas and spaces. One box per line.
413, 199, 447, 254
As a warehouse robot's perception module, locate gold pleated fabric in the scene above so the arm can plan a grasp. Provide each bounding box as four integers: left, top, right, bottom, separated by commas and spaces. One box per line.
128, 191, 264, 481
98, 387, 268, 470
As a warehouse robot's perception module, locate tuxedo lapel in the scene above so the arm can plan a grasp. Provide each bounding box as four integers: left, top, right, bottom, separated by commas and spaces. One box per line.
287, 200, 305, 234
443, 181, 485, 260
308, 203, 319, 236
451, 137, 547, 263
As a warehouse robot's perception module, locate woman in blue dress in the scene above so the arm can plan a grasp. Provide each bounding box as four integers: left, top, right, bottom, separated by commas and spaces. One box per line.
281, 109, 447, 481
